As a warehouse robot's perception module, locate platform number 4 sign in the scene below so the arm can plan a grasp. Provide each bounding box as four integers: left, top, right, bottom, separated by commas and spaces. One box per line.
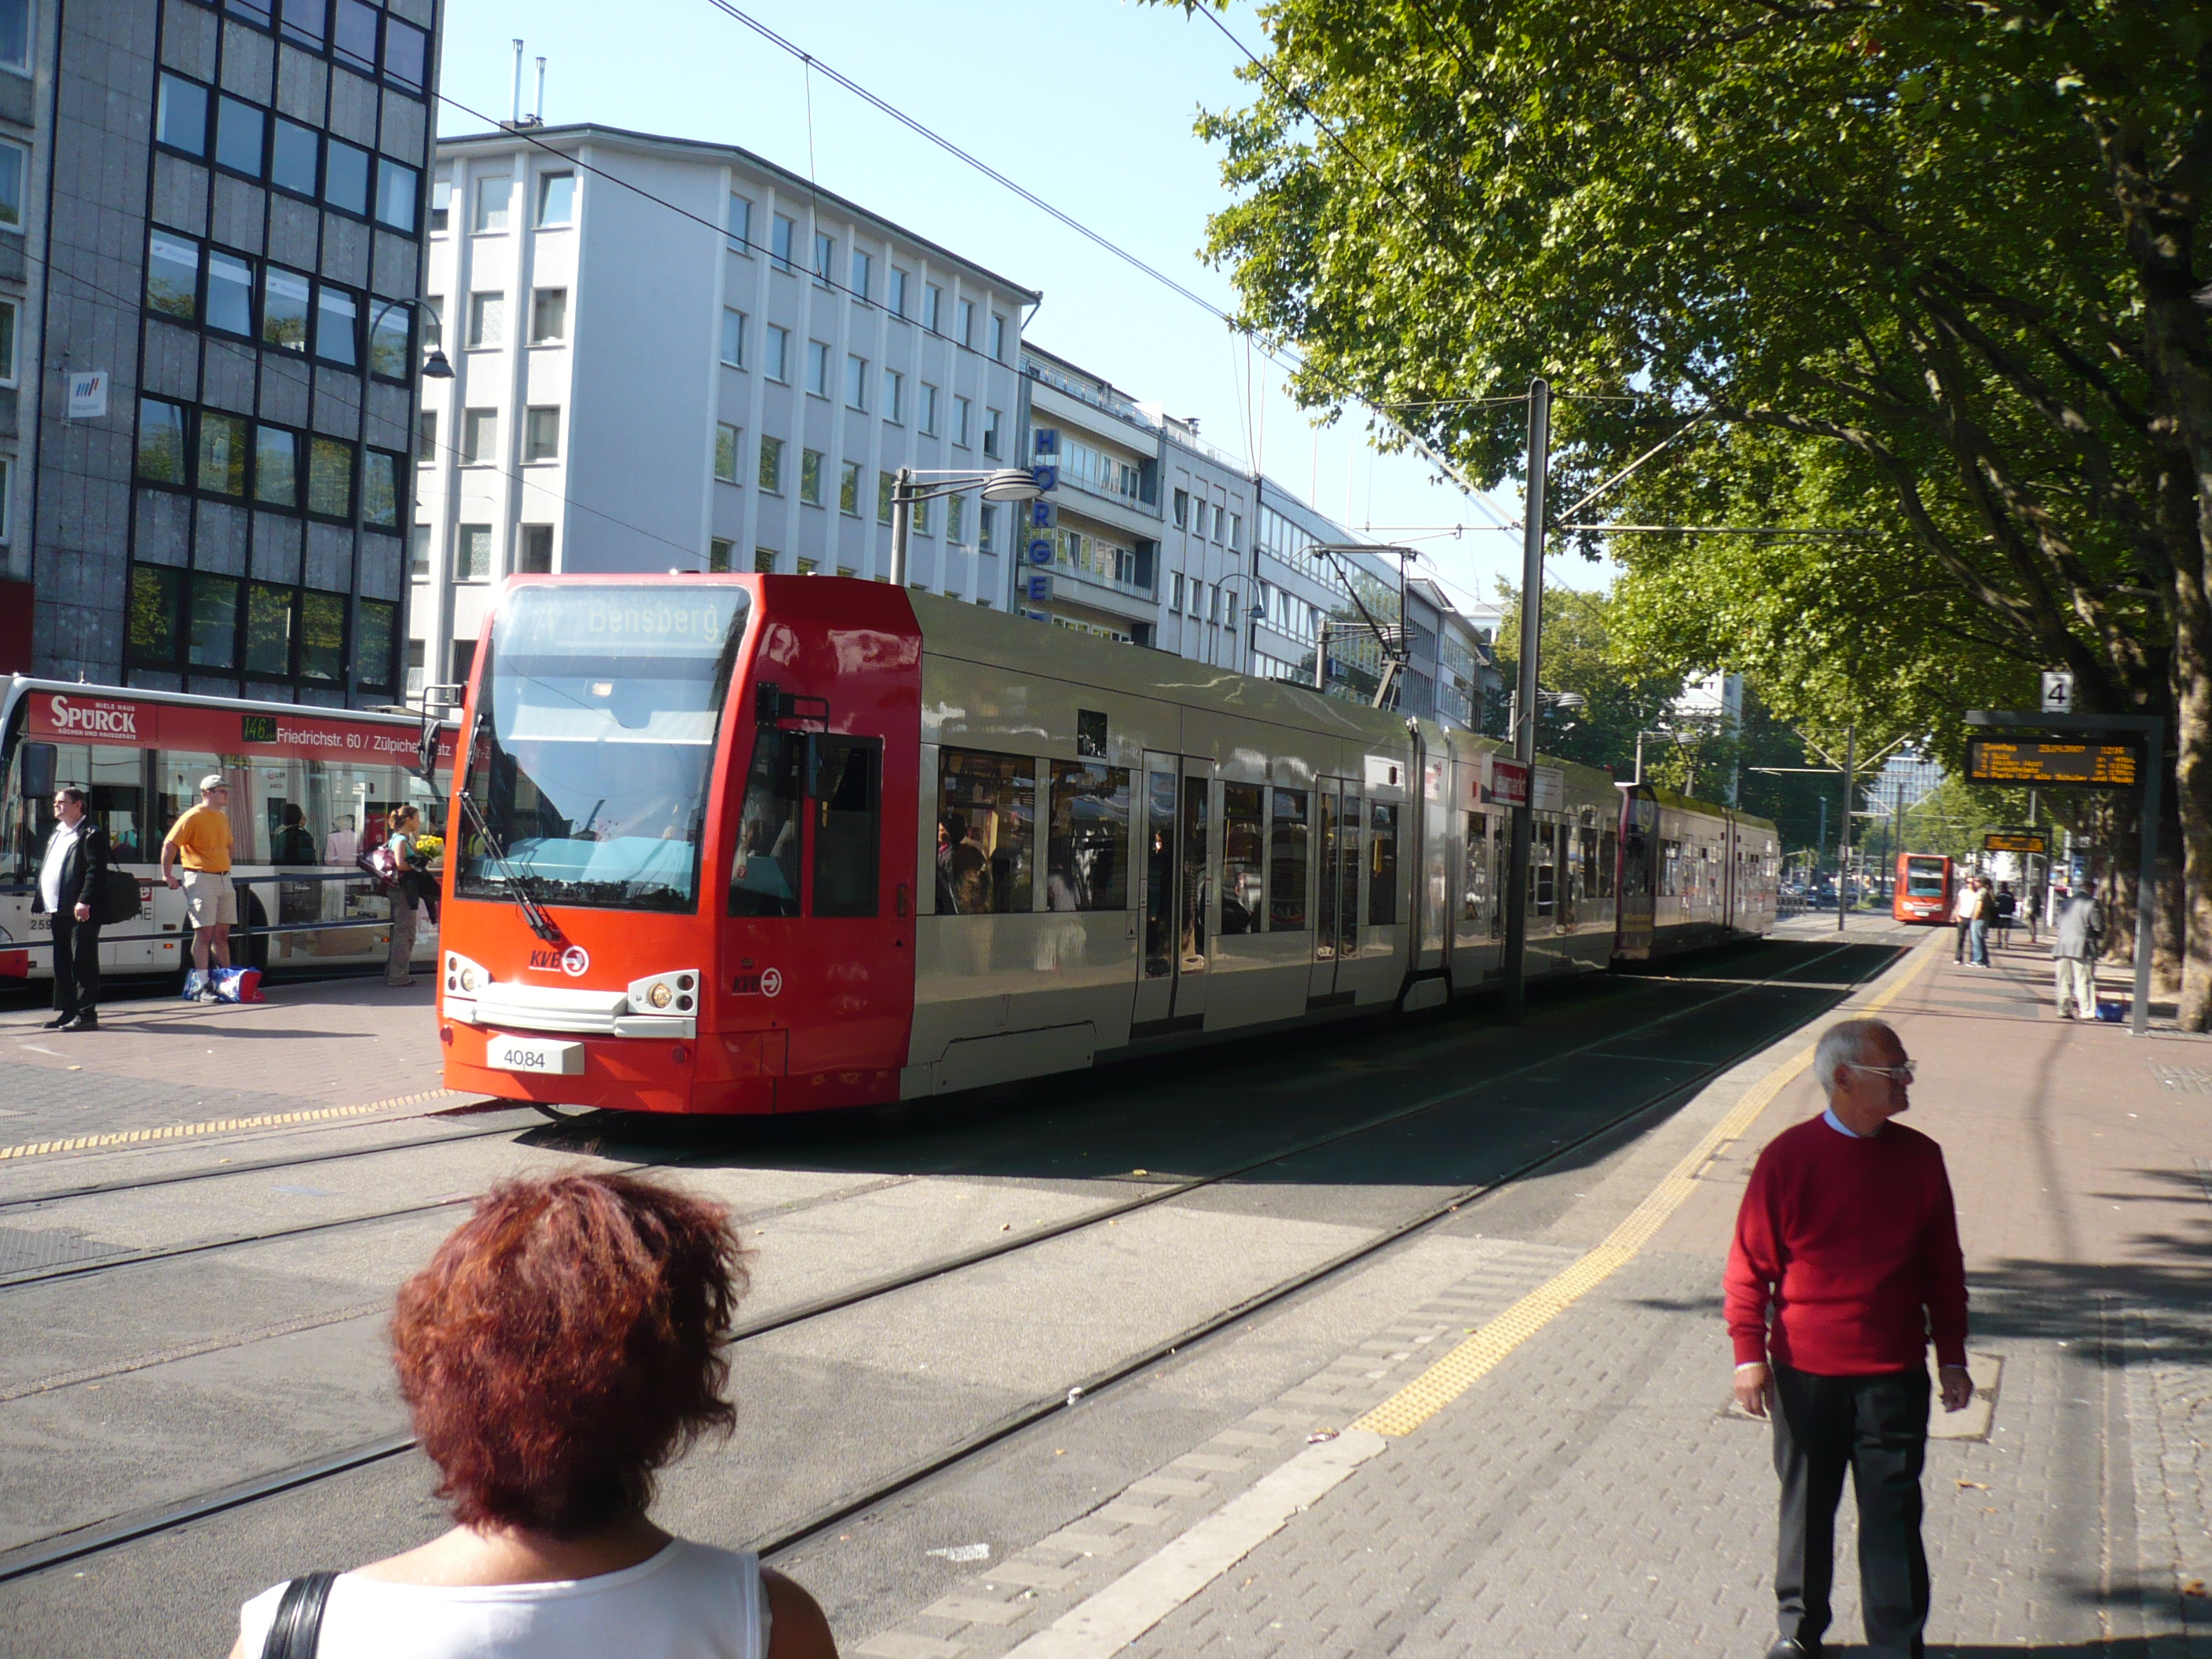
2040, 670, 2075, 714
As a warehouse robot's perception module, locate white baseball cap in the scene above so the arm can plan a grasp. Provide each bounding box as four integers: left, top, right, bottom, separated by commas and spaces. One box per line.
200, 773, 228, 792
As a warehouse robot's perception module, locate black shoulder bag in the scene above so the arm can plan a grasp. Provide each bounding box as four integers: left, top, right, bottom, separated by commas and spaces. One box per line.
259, 1572, 339, 1659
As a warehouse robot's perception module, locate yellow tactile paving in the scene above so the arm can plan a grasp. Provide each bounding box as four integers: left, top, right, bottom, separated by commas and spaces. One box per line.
1353, 942, 1939, 1437
0, 1089, 463, 1163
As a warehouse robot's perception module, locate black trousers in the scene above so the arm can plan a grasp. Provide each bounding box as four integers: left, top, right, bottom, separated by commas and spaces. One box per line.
1773, 1362, 1931, 1658
1953, 917, 1972, 960
50, 916, 101, 1020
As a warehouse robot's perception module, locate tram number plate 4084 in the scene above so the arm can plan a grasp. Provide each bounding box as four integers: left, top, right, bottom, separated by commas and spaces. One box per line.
487, 1035, 584, 1075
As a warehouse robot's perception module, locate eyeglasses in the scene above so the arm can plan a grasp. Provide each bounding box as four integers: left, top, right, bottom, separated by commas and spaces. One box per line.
1843, 1060, 1915, 1083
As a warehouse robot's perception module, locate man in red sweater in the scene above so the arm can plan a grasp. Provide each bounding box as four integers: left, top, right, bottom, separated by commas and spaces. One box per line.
1726, 1016, 1972, 1659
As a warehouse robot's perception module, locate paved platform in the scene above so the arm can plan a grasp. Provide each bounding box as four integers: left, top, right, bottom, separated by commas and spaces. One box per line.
843, 930, 2212, 1658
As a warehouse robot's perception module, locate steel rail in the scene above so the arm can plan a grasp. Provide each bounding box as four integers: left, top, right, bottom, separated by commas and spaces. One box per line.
0, 938, 1880, 1583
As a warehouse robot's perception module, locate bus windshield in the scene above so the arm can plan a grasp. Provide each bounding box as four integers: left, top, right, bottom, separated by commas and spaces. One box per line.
1905, 858, 1947, 897
457, 585, 749, 914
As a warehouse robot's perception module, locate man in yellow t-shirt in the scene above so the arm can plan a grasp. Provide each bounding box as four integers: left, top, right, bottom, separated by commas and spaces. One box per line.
161, 774, 236, 1002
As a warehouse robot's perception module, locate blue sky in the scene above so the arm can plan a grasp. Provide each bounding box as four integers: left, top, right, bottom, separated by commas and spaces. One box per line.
434, 0, 1603, 610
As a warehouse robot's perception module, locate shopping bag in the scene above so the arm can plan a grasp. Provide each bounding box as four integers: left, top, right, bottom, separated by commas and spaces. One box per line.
211, 966, 265, 1003
181, 969, 207, 1002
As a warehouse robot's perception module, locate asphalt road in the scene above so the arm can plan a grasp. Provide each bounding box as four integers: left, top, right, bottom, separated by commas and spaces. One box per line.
0, 936, 1903, 1657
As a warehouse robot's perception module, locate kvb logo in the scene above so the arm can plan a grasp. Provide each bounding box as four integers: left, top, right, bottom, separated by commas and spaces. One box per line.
526, 944, 591, 976
47, 696, 138, 740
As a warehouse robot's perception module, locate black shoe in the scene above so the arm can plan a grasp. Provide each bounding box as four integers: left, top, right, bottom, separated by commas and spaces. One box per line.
42, 1013, 71, 1029
1763, 1639, 1821, 1659
58, 1012, 98, 1031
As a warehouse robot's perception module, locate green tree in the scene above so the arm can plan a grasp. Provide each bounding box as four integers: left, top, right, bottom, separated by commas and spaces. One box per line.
1177, 0, 2212, 1019
1481, 584, 1683, 776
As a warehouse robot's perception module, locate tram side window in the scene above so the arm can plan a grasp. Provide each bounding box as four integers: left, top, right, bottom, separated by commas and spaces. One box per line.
938, 748, 1034, 914
1270, 788, 1309, 930
1580, 827, 1599, 900
1463, 811, 1489, 921
1220, 782, 1265, 935
730, 729, 804, 917
1599, 830, 1617, 898
1660, 838, 1679, 896
1369, 800, 1399, 925
1533, 822, 1555, 917
1046, 760, 1129, 913
813, 737, 882, 917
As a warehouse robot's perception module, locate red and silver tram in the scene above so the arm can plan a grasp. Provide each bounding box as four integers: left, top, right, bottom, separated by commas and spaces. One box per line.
434, 577, 1779, 1115
1893, 851, 1955, 925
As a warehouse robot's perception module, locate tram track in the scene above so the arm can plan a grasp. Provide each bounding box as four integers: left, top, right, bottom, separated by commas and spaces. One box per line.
0, 936, 1885, 1584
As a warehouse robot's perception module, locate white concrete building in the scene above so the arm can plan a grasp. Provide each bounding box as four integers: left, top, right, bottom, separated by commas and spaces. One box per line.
409, 123, 1036, 691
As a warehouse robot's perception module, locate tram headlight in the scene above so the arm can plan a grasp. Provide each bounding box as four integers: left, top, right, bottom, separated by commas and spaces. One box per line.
647, 982, 673, 1009
460, 967, 482, 993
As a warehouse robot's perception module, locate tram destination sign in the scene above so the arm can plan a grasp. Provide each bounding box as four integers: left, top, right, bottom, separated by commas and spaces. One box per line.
1983, 831, 2048, 855
1965, 739, 2139, 788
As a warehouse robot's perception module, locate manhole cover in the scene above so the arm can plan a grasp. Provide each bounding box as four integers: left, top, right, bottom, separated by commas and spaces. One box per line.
0, 1225, 126, 1277
2149, 1065, 2212, 1094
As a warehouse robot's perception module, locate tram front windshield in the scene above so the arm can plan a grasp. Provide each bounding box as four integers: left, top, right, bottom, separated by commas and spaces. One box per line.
458, 585, 748, 914
1904, 858, 1947, 898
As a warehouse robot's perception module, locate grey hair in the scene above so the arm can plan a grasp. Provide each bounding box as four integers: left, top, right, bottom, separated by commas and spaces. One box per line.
1815, 1018, 1894, 1097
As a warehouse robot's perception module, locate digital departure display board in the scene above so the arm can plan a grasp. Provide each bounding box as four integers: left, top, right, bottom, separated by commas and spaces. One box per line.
1965, 740, 2139, 787
1983, 832, 2048, 854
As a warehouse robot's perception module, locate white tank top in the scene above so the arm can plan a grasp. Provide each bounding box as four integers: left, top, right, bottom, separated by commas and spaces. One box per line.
235, 1540, 771, 1659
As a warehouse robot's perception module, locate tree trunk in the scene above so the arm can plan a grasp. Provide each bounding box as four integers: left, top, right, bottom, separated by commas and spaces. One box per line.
2171, 604, 2212, 1027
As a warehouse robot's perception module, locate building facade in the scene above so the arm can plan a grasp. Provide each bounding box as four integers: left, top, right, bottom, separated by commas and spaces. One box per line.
412, 123, 1036, 692
1015, 347, 1163, 645
0, 0, 46, 674
12, 0, 440, 709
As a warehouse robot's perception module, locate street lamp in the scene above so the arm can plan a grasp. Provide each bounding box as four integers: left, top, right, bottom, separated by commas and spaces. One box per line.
371, 296, 452, 379
890, 467, 1041, 587
1507, 687, 1584, 743
1632, 727, 1697, 786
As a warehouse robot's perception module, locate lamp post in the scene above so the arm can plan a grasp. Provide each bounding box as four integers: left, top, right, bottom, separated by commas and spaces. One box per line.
1501, 377, 1550, 1024
889, 467, 1042, 588
1632, 727, 1695, 786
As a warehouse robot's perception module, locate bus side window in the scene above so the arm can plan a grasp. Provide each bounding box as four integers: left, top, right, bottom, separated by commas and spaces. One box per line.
730, 729, 804, 917
812, 736, 881, 917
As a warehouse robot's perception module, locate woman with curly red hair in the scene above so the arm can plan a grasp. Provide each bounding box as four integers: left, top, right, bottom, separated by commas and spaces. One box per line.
228, 1173, 837, 1658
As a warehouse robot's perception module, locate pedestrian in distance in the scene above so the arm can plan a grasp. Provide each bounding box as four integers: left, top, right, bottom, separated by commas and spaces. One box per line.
160, 772, 235, 1004
1992, 881, 2016, 950
2051, 881, 2104, 1020
382, 804, 427, 987
1950, 876, 1977, 964
1727, 1017, 1973, 1659
226, 1172, 839, 1659
35, 786, 109, 1032
1968, 877, 1994, 967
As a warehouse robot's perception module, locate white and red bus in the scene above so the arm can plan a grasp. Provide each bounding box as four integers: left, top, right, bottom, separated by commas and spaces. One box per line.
0, 677, 454, 983
433, 576, 1778, 1116
1893, 851, 1956, 925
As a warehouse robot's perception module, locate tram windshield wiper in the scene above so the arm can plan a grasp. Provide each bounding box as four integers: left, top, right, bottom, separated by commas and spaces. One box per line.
454, 783, 564, 943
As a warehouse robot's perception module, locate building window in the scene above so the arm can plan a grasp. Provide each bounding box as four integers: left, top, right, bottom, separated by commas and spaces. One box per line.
772, 213, 795, 272
954, 395, 972, 449
375, 159, 419, 233
714, 422, 739, 483
531, 287, 567, 345
846, 356, 868, 410
137, 397, 189, 486
946, 495, 965, 546
800, 449, 823, 506
758, 434, 784, 494
197, 411, 249, 497
146, 230, 200, 321
766, 324, 789, 382
456, 523, 493, 583
989, 313, 1006, 361
888, 267, 909, 318
467, 291, 504, 350
727, 193, 752, 251
271, 118, 319, 196
462, 408, 498, 465
978, 503, 996, 555
536, 172, 575, 227
422, 296, 443, 351
806, 339, 830, 397
517, 526, 555, 573
840, 460, 861, 516
362, 449, 401, 528
308, 437, 353, 518
884, 368, 903, 425
877, 471, 895, 526
255, 424, 298, 507
913, 496, 931, 537
408, 524, 430, 580
430, 168, 450, 233
206, 249, 255, 336
367, 298, 412, 379
416, 409, 438, 467
708, 537, 734, 573
214, 97, 266, 178
720, 306, 745, 368
474, 177, 512, 233
983, 408, 1002, 459
923, 284, 943, 332
813, 230, 834, 285
156, 75, 210, 156
315, 284, 358, 367
383, 15, 429, 92
331, 0, 378, 71
1173, 489, 1188, 529
956, 297, 974, 346
1170, 572, 1185, 613
324, 137, 370, 217
244, 584, 295, 678
850, 247, 872, 300
0, 0, 22, 74
1229, 512, 1243, 549
919, 383, 939, 437
524, 407, 560, 463
754, 547, 776, 574
405, 638, 427, 696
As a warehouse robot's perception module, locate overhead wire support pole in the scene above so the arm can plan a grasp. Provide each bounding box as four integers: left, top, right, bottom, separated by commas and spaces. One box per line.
1501, 379, 1549, 1024
1837, 723, 1854, 934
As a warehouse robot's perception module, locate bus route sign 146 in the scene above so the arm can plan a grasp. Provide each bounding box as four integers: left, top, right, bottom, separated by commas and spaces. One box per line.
1965, 740, 2140, 788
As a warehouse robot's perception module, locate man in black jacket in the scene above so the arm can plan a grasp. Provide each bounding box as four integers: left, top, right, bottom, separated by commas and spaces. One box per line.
34, 786, 108, 1031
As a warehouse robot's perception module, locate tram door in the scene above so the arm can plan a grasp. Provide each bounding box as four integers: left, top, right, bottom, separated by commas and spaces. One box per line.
1309, 779, 1361, 998
1133, 756, 1211, 1029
